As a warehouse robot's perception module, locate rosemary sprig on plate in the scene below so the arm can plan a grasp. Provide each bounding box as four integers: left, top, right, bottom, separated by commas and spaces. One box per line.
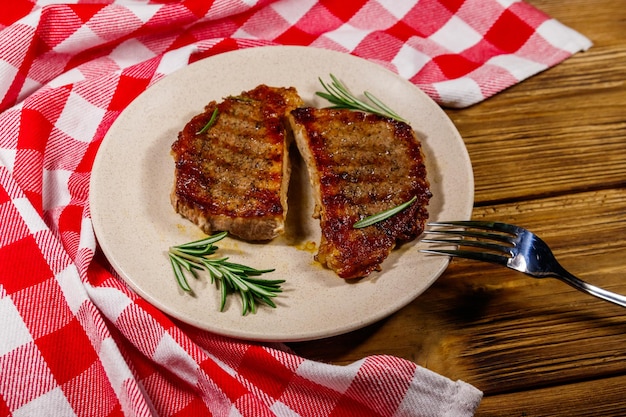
316, 74, 406, 122
168, 232, 284, 315
353, 196, 417, 228
196, 108, 219, 135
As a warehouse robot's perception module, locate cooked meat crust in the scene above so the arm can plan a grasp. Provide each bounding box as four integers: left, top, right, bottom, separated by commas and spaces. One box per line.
171, 85, 303, 241
288, 107, 431, 279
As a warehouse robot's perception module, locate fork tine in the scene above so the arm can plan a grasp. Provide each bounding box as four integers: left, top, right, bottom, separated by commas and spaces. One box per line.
428, 220, 522, 235
424, 228, 515, 244
421, 237, 512, 254
420, 248, 509, 266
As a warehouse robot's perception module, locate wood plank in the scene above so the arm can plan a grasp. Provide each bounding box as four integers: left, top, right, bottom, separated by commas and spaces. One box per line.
476, 374, 626, 417
530, 0, 626, 41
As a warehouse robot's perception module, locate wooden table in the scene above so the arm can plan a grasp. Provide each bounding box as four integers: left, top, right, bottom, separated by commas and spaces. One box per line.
289, 1, 626, 415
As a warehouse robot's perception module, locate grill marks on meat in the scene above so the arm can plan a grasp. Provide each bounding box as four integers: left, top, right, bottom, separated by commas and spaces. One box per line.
171, 86, 431, 278
171, 85, 303, 241
288, 108, 431, 279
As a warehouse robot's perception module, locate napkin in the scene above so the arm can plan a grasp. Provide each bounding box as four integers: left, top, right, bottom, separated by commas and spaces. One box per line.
0, 1, 591, 416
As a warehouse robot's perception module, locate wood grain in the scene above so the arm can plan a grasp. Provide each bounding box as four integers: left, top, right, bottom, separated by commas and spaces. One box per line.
476, 374, 626, 417
289, 1, 626, 415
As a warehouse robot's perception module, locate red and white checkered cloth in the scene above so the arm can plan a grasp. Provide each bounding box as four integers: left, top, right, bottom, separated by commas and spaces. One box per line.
0, 1, 590, 416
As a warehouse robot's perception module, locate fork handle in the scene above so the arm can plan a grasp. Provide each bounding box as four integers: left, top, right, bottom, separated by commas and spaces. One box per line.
554, 269, 626, 308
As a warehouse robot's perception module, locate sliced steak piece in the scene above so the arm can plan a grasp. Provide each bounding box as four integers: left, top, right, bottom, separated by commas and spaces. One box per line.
171, 85, 304, 241
288, 107, 431, 279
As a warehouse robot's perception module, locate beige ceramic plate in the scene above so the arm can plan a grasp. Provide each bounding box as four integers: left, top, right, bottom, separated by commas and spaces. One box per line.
90, 46, 473, 342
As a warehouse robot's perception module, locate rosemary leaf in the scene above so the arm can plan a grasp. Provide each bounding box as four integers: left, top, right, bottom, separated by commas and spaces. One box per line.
363, 91, 405, 121
220, 279, 228, 311
168, 232, 282, 315
223, 269, 250, 292
243, 292, 254, 315
176, 231, 227, 248
169, 252, 197, 273
353, 196, 417, 229
196, 108, 219, 135
259, 295, 277, 309
316, 74, 406, 122
169, 254, 192, 292
204, 262, 223, 283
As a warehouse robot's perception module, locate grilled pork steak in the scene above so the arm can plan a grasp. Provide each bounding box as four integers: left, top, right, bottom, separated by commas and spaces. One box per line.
171, 85, 304, 241
288, 107, 431, 279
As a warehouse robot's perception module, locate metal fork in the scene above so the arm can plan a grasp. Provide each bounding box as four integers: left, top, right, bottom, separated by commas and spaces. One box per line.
421, 220, 626, 308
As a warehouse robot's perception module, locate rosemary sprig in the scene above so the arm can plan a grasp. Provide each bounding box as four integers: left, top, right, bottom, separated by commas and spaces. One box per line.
196, 108, 219, 135
353, 196, 417, 228
168, 232, 284, 315
316, 74, 406, 122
